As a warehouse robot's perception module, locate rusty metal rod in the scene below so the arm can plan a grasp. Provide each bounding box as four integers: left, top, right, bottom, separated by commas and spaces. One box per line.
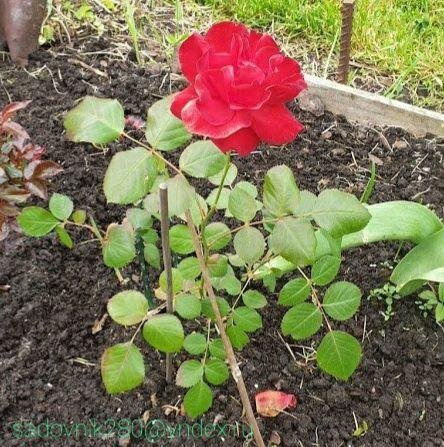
337, 0, 355, 84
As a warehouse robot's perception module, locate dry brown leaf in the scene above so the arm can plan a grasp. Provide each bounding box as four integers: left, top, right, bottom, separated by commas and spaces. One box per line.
92, 313, 108, 335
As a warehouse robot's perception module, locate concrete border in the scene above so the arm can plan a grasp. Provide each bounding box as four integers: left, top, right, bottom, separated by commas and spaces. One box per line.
305, 74, 444, 137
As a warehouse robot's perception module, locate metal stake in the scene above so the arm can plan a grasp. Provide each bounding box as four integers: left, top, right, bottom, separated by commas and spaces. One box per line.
337, 0, 355, 84
159, 183, 173, 384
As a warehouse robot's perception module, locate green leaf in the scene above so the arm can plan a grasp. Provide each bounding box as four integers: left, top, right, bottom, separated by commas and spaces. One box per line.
269, 217, 316, 266
145, 97, 191, 151
107, 290, 148, 326
439, 283, 444, 302
233, 226, 265, 265
226, 325, 249, 350
143, 243, 160, 269
207, 254, 228, 278
49, 193, 73, 221
317, 331, 362, 380
159, 268, 183, 294
64, 96, 124, 144
169, 224, 194, 255
211, 266, 242, 296
176, 360, 204, 388
228, 184, 257, 222
294, 190, 317, 217
126, 208, 151, 230
342, 201, 443, 249
391, 229, 444, 295
278, 278, 311, 306
311, 255, 341, 286
143, 314, 184, 353
312, 189, 371, 238
104, 148, 157, 204
177, 257, 201, 280
206, 188, 230, 210
102, 224, 135, 268
71, 209, 87, 225
101, 343, 145, 394
175, 293, 202, 319
281, 303, 322, 340
204, 222, 231, 250
242, 290, 267, 309
435, 303, 444, 322
263, 165, 300, 217
55, 225, 73, 248
17, 206, 60, 237
323, 281, 361, 320
233, 306, 262, 332
179, 141, 227, 178
183, 382, 213, 418
183, 332, 207, 355
165, 175, 196, 217
209, 338, 226, 360
315, 228, 342, 259
201, 297, 230, 321
208, 163, 237, 186
236, 181, 258, 198
205, 358, 229, 385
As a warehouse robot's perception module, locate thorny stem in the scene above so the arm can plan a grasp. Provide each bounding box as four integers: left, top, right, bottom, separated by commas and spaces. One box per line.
201, 153, 231, 229
297, 267, 333, 332
135, 229, 155, 307
66, 217, 125, 283
185, 210, 266, 447
130, 303, 166, 345
230, 252, 273, 312
123, 132, 183, 177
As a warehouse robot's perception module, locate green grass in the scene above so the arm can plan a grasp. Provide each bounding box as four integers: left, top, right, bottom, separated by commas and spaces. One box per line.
195, 0, 444, 110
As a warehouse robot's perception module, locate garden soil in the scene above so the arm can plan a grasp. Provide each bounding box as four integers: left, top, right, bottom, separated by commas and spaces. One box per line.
0, 39, 443, 447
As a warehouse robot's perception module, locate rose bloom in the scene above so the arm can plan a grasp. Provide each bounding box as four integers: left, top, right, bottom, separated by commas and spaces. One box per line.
171, 21, 307, 156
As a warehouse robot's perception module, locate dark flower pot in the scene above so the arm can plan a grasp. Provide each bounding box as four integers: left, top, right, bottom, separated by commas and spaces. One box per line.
0, 0, 46, 66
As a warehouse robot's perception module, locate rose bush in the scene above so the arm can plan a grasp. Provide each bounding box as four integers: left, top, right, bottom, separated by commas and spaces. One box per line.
171, 21, 307, 155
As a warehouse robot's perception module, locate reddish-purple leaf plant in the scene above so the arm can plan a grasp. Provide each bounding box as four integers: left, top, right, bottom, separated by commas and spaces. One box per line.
0, 101, 62, 240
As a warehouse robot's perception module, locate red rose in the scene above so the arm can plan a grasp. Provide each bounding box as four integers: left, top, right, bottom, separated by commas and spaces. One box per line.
171, 21, 307, 156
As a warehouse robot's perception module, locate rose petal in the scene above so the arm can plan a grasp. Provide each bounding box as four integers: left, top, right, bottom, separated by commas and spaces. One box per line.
266, 56, 307, 103
255, 390, 297, 417
179, 32, 209, 81
205, 21, 248, 52
213, 127, 260, 156
195, 70, 234, 125
252, 104, 304, 145
170, 86, 196, 118
181, 99, 251, 139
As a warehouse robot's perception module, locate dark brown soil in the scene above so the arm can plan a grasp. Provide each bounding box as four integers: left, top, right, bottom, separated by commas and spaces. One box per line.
1, 39, 443, 447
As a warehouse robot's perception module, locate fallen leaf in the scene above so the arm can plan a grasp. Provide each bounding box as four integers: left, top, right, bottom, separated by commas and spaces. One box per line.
92, 313, 108, 334
142, 410, 150, 424
393, 139, 408, 150
269, 430, 282, 445
369, 153, 384, 166
255, 390, 297, 417
118, 438, 131, 447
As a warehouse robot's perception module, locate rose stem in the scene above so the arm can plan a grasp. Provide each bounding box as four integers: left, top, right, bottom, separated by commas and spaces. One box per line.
337, 0, 355, 84
185, 210, 266, 447
159, 183, 174, 384
135, 229, 155, 307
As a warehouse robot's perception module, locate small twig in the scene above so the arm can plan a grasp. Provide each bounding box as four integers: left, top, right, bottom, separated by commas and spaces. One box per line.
185, 210, 266, 447
67, 58, 109, 78
159, 183, 174, 384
